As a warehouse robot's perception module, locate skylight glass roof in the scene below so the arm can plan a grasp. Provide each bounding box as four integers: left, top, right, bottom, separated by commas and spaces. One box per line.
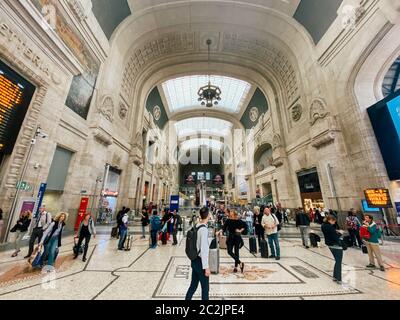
162, 75, 252, 114
175, 117, 233, 137
179, 138, 227, 151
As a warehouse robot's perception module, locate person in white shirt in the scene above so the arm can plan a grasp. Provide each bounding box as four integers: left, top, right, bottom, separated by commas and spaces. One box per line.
261, 207, 281, 260
25, 205, 52, 259
185, 207, 210, 301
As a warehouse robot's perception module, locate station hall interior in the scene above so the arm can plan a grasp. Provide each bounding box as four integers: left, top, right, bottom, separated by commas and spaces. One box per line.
0, 0, 400, 300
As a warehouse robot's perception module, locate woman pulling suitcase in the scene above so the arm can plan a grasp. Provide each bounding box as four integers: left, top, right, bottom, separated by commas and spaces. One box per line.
218, 210, 247, 273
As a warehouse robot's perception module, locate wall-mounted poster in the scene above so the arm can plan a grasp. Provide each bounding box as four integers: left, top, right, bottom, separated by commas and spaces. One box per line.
29, 0, 100, 119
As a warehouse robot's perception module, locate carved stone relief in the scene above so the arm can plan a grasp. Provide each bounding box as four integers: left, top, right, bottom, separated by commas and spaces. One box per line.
119, 102, 128, 120
99, 96, 114, 122
291, 104, 302, 122
272, 133, 282, 150
310, 98, 329, 125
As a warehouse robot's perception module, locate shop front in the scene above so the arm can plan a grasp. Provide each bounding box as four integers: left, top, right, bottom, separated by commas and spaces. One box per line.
98, 165, 121, 224
297, 168, 325, 212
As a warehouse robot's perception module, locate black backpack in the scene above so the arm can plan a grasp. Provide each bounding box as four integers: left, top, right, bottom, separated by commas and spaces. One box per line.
185, 225, 206, 261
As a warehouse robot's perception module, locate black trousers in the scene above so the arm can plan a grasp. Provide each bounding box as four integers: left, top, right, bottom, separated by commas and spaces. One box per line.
172, 229, 178, 245
76, 234, 91, 258
185, 257, 209, 301
28, 227, 43, 257
348, 229, 362, 247
227, 236, 242, 268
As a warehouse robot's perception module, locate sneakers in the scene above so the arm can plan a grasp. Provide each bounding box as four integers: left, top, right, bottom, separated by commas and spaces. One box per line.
380, 266, 385, 272
366, 264, 376, 269
82, 257, 87, 262
269, 255, 276, 259
240, 263, 245, 273
275, 256, 281, 261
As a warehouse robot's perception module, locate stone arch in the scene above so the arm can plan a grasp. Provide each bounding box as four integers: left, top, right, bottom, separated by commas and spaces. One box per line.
253, 143, 274, 174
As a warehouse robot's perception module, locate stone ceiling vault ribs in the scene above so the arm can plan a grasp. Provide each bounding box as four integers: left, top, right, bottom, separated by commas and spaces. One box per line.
120, 31, 299, 106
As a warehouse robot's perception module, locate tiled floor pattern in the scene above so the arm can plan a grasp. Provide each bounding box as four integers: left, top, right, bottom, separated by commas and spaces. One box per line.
0, 225, 399, 300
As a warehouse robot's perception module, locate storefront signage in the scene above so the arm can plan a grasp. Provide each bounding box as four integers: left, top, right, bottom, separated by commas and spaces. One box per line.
364, 189, 393, 208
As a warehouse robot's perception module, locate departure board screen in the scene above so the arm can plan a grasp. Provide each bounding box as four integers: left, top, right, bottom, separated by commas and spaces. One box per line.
0, 60, 35, 155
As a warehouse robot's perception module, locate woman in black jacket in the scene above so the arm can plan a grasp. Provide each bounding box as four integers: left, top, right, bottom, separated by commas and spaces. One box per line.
11, 210, 32, 257
219, 210, 247, 273
321, 215, 344, 284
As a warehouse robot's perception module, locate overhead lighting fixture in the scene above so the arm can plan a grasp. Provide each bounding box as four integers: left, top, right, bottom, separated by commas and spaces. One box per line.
198, 39, 221, 108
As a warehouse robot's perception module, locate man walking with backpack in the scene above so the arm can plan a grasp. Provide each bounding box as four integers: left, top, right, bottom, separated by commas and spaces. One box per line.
185, 207, 210, 301
149, 210, 162, 249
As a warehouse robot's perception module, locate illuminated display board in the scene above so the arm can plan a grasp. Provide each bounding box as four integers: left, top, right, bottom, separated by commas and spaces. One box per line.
0, 60, 35, 155
368, 90, 400, 180
364, 189, 393, 208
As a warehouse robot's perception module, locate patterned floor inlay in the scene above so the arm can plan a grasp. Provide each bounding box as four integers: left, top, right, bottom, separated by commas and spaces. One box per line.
153, 257, 360, 298
0, 254, 75, 287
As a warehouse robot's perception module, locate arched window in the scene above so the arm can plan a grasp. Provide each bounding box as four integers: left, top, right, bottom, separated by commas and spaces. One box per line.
382, 56, 400, 97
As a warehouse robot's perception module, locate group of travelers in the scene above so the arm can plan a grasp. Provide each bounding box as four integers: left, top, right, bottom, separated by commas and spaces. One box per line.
148, 208, 182, 249
6, 205, 98, 269
321, 209, 386, 285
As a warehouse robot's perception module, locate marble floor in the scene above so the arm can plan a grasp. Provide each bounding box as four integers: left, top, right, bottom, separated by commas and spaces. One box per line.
0, 224, 399, 300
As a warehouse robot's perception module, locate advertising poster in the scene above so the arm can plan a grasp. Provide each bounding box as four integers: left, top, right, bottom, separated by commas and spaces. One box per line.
74, 197, 89, 232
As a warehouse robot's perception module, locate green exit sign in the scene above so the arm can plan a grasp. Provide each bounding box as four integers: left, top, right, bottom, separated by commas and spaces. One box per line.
16, 181, 30, 190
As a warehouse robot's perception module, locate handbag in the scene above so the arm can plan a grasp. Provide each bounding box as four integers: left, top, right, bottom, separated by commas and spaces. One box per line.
339, 238, 348, 251
360, 226, 371, 240
362, 244, 368, 254
30, 247, 43, 269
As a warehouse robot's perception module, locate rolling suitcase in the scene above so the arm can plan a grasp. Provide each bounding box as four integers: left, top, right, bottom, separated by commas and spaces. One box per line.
125, 234, 133, 251
209, 238, 220, 274
260, 240, 268, 258
309, 233, 320, 248
111, 226, 118, 238
249, 236, 257, 254
219, 235, 227, 249
161, 232, 168, 245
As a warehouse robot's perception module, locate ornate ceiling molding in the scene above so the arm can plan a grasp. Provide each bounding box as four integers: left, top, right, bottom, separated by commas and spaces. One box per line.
121, 31, 298, 105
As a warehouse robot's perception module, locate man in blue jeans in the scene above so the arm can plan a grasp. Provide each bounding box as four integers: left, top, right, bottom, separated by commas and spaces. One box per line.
261, 207, 281, 260
185, 207, 210, 301
118, 211, 129, 250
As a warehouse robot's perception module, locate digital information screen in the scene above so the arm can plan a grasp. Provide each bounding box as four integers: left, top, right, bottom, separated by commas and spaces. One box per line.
364, 189, 393, 208
367, 90, 400, 180
0, 60, 35, 155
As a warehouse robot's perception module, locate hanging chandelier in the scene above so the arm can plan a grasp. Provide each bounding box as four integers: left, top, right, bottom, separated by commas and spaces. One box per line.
198, 39, 222, 108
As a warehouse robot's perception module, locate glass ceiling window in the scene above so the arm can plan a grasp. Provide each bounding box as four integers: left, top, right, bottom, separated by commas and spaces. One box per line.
382, 56, 400, 97
162, 75, 252, 114
179, 138, 227, 151
175, 117, 233, 137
